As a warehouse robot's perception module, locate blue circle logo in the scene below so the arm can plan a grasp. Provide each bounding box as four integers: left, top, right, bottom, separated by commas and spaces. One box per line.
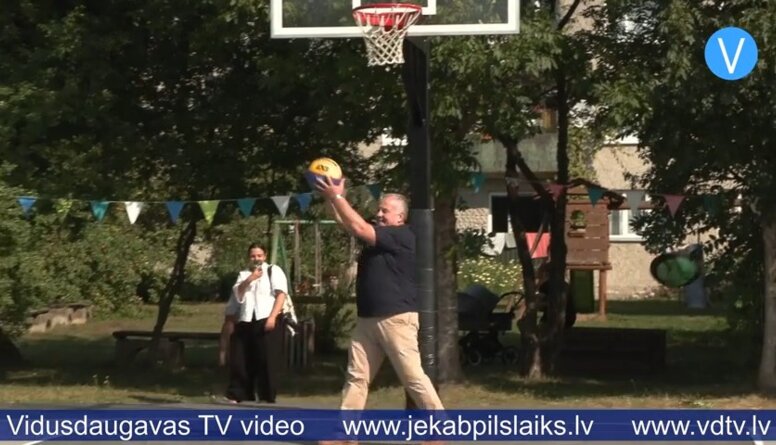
704, 27, 758, 80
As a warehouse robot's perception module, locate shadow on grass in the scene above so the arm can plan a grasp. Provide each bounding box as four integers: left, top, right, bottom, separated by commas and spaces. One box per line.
602, 299, 725, 317
465, 326, 757, 402
7, 334, 365, 399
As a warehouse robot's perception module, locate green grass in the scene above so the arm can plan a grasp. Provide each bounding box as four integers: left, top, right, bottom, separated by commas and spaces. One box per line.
1, 299, 773, 408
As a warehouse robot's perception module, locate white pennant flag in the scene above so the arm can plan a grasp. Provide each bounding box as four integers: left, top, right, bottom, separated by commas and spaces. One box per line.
124, 201, 144, 224
271, 195, 291, 217
624, 190, 646, 211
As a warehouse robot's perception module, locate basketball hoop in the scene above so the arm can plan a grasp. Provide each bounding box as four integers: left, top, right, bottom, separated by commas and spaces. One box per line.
352, 3, 422, 66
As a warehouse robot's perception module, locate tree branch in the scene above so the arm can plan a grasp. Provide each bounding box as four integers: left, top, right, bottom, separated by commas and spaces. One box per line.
498, 134, 554, 202
557, 0, 583, 31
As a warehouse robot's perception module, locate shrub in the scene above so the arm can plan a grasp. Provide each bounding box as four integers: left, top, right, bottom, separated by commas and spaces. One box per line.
457, 256, 522, 296
455, 228, 493, 258
296, 278, 355, 354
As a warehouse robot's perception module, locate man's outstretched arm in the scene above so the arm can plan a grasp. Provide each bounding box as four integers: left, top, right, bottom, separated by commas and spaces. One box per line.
317, 177, 376, 246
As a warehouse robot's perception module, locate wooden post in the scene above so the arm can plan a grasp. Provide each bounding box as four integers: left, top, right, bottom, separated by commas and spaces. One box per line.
598, 269, 608, 318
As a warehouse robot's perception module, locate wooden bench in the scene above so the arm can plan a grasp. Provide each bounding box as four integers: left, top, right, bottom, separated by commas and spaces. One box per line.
113, 319, 315, 368
558, 327, 666, 375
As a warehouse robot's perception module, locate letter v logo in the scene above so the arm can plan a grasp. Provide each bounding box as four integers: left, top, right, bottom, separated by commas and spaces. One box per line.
705, 27, 758, 80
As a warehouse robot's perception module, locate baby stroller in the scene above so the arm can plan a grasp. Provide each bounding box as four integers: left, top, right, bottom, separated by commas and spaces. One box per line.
457, 284, 521, 366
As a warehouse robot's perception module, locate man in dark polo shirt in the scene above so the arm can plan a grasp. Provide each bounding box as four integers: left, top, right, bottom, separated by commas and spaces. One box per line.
316, 176, 444, 411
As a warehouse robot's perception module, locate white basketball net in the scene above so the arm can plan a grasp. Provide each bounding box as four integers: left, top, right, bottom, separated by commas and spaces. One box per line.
352, 4, 422, 66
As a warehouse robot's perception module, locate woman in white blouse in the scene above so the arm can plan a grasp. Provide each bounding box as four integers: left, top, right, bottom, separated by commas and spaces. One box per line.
220, 243, 289, 403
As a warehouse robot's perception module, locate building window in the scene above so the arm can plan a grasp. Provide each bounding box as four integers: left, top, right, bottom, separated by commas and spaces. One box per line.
609, 208, 646, 241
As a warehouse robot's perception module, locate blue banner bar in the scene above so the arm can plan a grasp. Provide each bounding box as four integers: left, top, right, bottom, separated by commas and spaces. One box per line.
1, 409, 774, 441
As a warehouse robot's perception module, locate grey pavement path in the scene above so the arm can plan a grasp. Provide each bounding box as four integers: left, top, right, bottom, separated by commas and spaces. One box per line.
0, 402, 764, 444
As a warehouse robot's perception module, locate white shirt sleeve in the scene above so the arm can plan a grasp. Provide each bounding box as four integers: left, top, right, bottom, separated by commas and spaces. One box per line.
231, 270, 251, 303
269, 265, 289, 296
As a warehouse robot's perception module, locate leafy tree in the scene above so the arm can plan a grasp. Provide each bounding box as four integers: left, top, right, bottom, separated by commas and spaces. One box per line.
373, 0, 608, 379
476, 0, 596, 377
0, 0, 402, 359
0, 165, 35, 364
587, 0, 776, 389
0, 161, 177, 363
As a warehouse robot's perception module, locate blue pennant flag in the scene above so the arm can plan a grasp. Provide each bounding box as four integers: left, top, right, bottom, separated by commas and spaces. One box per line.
587, 186, 605, 207
17, 196, 36, 216
90, 201, 109, 221
237, 198, 256, 217
367, 183, 382, 200
295, 193, 313, 212
166, 201, 184, 224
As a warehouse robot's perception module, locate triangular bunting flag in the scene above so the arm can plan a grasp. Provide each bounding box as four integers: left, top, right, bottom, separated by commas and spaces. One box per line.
702, 194, 723, 217
295, 193, 313, 213
271, 196, 291, 217
663, 194, 685, 217
624, 190, 646, 211
199, 200, 219, 225
548, 183, 565, 201
124, 202, 144, 224
367, 183, 383, 200
17, 196, 36, 216
587, 186, 605, 207
470, 172, 485, 193
90, 201, 109, 221
237, 198, 256, 217
166, 201, 184, 224
55, 199, 73, 217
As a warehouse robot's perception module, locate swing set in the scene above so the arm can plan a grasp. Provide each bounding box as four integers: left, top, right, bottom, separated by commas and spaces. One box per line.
269, 219, 357, 297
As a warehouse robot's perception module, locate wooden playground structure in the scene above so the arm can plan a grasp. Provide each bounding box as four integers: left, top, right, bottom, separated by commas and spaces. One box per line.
564, 184, 623, 318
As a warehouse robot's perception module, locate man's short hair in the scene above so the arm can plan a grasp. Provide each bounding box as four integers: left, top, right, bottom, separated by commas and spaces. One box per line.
382, 193, 409, 220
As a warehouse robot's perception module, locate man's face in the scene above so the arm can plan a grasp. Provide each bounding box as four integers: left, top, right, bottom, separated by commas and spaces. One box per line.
375, 197, 405, 226
248, 247, 266, 264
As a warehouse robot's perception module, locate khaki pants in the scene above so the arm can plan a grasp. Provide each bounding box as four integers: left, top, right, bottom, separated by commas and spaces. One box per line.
340, 312, 444, 410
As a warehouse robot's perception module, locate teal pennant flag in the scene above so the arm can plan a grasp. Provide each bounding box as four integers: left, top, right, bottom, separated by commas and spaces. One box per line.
237, 198, 256, 217
90, 201, 109, 221
587, 186, 605, 207
470, 172, 485, 193
367, 183, 383, 200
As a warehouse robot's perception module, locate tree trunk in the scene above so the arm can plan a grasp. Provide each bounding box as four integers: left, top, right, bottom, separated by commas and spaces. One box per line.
543, 67, 571, 373
503, 138, 546, 379
148, 218, 197, 361
0, 329, 24, 368
498, 64, 572, 377
758, 208, 776, 391
435, 190, 462, 382
509, 196, 543, 379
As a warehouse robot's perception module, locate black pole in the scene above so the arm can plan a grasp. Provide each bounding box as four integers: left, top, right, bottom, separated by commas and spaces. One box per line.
401, 38, 437, 391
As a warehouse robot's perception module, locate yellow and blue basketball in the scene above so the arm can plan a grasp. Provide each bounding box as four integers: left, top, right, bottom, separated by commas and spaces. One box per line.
305, 157, 343, 189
